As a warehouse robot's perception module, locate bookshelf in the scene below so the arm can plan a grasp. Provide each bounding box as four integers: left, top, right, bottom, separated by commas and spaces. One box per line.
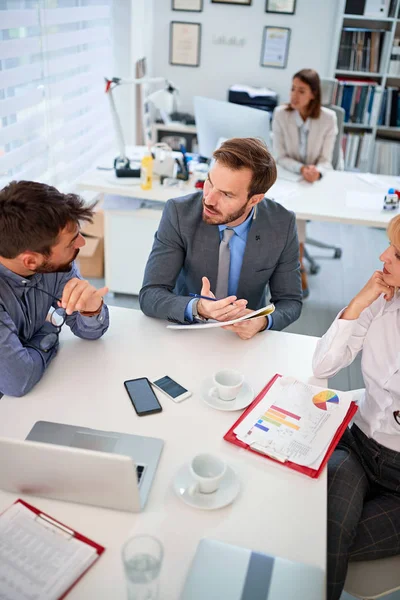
330, 0, 400, 174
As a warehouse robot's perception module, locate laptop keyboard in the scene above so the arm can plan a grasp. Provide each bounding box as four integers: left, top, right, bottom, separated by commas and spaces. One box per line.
136, 464, 145, 484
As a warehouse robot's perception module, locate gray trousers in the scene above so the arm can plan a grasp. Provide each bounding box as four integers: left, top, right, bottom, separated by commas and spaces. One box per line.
327, 424, 400, 600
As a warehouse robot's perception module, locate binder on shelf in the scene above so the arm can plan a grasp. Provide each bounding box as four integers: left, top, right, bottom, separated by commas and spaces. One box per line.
364, 0, 390, 18
0, 498, 105, 600
223, 374, 358, 479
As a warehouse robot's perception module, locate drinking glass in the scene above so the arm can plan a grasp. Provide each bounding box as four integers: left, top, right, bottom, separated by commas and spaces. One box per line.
122, 535, 163, 600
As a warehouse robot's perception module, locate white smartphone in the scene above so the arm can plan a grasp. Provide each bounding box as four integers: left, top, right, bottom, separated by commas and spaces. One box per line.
151, 375, 192, 403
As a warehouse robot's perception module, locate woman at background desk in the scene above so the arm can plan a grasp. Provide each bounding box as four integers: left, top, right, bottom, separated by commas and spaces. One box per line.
272, 68, 338, 182
272, 68, 338, 294
313, 214, 400, 600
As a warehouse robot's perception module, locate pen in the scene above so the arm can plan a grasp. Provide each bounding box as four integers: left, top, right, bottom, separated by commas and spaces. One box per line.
189, 293, 218, 302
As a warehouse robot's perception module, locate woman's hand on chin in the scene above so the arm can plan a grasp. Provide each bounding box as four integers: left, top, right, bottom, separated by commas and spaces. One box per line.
341, 271, 395, 320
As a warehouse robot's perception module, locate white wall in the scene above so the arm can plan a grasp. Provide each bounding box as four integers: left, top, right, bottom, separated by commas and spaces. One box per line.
112, 0, 155, 145
151, 0, 340, 113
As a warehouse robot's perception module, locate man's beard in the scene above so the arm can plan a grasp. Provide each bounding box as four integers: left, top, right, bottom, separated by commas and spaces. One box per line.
202, 197, 250, 225
34, 249, 80, 273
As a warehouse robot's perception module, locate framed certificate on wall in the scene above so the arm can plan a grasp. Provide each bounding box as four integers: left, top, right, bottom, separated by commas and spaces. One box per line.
170, 22, 201, 67
172, 0, 203, 12
212, 0, 251, 4
266, 0, 296, 13
260, 26, 291, 69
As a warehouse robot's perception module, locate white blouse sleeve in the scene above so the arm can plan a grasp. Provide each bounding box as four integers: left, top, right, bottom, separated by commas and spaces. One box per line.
312, 302, 377, 378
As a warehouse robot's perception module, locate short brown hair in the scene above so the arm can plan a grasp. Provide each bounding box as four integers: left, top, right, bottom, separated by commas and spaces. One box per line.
388, 214, 400, 248
0, 180, 96, 258
213, 137, 277, 199
286, 68, 322, 119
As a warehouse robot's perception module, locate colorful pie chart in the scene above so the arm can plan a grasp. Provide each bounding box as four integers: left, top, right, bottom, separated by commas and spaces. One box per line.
312, 390, 339, 411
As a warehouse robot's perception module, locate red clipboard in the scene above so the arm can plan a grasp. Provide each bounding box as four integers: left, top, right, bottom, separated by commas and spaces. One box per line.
4, 499, 105, 600
223, 374, 358, 479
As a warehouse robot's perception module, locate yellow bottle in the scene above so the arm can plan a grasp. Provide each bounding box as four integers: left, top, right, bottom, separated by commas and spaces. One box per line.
140, 149, 153, 190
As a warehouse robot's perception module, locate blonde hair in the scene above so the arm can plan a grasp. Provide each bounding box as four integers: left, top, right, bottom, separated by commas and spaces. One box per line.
387, 214, 400, 247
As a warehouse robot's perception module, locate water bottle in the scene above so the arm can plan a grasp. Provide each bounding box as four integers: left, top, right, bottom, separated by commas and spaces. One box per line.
140, 147, 154, 191
383, 188, 399, 211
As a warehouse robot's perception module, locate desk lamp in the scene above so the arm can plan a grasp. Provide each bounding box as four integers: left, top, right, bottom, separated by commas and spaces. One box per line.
104, 76, 179, 178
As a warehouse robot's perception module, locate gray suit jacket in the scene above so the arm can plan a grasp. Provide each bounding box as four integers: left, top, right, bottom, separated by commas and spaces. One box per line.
139, 192, 302, 331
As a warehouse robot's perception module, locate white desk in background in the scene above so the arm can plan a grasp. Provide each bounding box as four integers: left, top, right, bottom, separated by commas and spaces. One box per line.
78, 160, 196, 295
78, 159, 399, 294
0, 307, 327, 600
270, 170, 400, 243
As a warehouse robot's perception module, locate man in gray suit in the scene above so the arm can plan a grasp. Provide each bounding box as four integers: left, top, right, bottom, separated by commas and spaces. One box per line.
140, 138, 302, 340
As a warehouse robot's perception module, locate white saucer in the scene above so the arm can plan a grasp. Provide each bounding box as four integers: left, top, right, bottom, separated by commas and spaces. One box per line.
201, 378, 254, 411
173, 464, 240, 510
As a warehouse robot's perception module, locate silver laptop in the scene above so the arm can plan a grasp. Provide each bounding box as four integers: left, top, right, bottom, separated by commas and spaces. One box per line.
180, 539, 324, 600
0, 421, 163, 512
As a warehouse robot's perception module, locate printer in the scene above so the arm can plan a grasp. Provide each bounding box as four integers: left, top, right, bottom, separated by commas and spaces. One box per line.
228, 83, 278, 114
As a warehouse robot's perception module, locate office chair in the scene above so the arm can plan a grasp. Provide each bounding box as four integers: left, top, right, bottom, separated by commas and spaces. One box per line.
303, 79, 345, 275
344, 555, 400, 599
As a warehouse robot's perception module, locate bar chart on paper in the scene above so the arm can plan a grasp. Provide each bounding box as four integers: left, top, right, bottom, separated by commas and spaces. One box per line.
234, 377, 355, 467
254, 404, 301, 434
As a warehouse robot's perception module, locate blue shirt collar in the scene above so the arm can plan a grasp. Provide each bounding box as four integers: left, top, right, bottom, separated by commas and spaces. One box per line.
0, 261, 43, 288
218, 207, 254, 241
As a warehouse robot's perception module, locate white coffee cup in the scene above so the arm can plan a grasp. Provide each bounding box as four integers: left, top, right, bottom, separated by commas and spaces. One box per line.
188, 453, 227, 496
213, 369, 244, 401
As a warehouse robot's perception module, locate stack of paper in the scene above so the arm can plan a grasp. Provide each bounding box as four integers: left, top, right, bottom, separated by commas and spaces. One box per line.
167, 304, 275, 330
233, 376, 354, 470
345, 191, 384, 211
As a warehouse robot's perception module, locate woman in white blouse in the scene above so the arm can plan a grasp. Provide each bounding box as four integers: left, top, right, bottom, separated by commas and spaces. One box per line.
272, 68, 338, 182
313, 214, 400, 600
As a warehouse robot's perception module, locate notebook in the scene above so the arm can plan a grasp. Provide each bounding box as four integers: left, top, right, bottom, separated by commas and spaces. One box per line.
167, 304, 275, 329
224, 374, 358, 478
180, 538, 324, 600
0, 499, 104, 600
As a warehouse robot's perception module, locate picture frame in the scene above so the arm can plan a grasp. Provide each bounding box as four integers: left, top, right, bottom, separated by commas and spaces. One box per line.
172, 0, 203, 12
265, 0, 296, 14
169, 21, 201, 67
260, 26, 291, 69
211, 0, 252, 6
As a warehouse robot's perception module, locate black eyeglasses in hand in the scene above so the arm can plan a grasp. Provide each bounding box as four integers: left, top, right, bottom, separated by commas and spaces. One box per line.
18, 284, 67, 353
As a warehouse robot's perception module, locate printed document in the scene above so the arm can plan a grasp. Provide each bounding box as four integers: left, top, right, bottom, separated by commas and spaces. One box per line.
167, 304, 275, 330
0, 502, 99, 600
234, 377, 354, 469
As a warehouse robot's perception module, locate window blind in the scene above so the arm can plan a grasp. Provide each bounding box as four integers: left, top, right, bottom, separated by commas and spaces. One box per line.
0, 0, 114, 192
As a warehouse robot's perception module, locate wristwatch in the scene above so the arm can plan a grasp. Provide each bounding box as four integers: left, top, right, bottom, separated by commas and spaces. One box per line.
192, 299, 208, 322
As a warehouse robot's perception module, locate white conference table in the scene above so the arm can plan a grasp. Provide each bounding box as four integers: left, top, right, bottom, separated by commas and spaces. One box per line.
78, 164, 399, 294
0, 306, 327, 599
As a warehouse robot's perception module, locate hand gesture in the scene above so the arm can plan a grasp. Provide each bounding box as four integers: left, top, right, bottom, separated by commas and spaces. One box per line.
60, 278, 108, 315
222, 309, 268, 340
301, 165, 320, 183
341, 270, 395, 320
197, 277, 248, 321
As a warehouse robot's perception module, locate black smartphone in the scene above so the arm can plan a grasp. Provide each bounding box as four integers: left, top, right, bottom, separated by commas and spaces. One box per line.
124, 377, 162, 416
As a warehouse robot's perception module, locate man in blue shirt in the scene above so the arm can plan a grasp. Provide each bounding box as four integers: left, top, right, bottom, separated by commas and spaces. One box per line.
140, 138, 302, 339
0, 180, 109, 397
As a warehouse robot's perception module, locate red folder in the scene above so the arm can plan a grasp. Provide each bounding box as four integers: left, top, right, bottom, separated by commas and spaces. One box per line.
3, 499, 105, 600
224, 374, 358, 479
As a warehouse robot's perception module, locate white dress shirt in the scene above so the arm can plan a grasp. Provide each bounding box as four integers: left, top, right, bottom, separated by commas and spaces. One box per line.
294, 110, 310, 165
313, 292, 400, 451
